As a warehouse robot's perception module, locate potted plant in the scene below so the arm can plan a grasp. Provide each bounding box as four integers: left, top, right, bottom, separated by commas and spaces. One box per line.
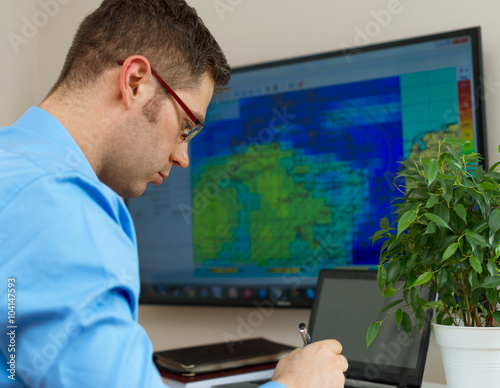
367, 139, 500, 388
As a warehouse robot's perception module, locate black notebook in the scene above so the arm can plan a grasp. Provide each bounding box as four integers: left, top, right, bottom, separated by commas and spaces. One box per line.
153, 337, 294, 376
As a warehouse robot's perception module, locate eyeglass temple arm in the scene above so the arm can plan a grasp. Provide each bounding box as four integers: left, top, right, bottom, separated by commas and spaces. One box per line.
116, 59, 201, 125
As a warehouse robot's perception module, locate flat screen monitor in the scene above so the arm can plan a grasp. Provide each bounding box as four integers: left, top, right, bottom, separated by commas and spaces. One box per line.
127, 27, 486, 307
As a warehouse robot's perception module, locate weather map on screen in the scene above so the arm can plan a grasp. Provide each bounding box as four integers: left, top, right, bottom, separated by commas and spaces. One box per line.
191, 67, 471, 278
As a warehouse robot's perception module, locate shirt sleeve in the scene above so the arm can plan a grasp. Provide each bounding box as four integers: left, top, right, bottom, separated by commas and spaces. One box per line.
260, 383, 287, 388
0, 174, 166, 388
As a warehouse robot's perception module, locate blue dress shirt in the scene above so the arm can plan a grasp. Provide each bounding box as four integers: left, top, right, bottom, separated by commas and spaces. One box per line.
0, 107, 286, 388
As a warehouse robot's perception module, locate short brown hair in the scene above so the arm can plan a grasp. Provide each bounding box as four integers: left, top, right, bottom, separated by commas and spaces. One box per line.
49, 0, 230, 96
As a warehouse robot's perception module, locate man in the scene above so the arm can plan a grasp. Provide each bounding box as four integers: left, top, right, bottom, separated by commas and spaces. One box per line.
0, 1, 348, 387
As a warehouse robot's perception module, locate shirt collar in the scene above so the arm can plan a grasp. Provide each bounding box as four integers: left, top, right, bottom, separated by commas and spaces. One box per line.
15, 106, 98, 179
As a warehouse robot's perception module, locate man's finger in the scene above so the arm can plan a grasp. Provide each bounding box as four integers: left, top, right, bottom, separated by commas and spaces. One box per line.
339, 354, 349, 372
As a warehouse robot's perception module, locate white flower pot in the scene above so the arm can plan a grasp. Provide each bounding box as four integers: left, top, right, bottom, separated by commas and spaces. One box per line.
432, 323, 500, 388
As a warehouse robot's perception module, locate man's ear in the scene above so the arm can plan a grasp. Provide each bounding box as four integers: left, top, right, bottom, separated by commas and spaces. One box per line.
118, 55, 154, 109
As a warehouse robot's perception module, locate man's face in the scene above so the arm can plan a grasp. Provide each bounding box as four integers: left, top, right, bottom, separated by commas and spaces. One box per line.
100, 71, 215, 198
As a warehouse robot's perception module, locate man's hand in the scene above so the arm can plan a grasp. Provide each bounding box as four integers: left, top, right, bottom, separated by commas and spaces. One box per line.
271, 339, 348, 388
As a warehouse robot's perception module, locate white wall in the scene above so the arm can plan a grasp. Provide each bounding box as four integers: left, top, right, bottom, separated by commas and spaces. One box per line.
5, 0, 500, 384
0, 0, 39, 127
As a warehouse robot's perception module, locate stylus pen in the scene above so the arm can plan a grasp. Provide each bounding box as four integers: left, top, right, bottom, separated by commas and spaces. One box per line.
298, 323, 312, 346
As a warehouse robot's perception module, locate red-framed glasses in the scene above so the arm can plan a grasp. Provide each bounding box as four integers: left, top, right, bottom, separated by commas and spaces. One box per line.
117, 59, 204, 142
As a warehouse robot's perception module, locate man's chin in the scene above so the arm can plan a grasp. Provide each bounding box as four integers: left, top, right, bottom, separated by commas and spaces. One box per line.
98, 173, 148, 198
115, 183, 148, 199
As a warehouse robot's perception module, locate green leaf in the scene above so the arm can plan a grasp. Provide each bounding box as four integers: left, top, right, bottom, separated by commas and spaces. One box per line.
403, 288, 409, 305
427, 159, 438, 186
466, 231, 489, 247
436, 310, 446, 325
404, 254, 417, 274
446, 159, 463, 171
380, 239, 390, 258
476, 276, 500, 289
415, 234, 430, 253
441, 179, 453, 204
410, 287, 418, 310
454, 187, 465, 204
413, 272, 433, 287
371, 230, 386, 244
495, 246, 500, 260
401, 312, 413, 338
469, 255, 483, 274
425, 195, 439, 209
377, 265, 388, 290
379, 299, 404, 314
489, 208, 500, 234
366, 322, 380, 348
440, 293, 458, 308
442, 243, 458, 262
415, 307, 426, 333
441, 317, 454, 326
454, 204, 467, 224
444, 137, 471, 146
380, 217, 390, 231
424, 222, 436, 235
387, 234, 403, 253
382, 287, 397, 297
466, 188, 488, 217
468, 270, 479, 289
472, 220, 489, 234
424, 301, 442, 310
398, 210, 417, 236
475, 165, 485, 181
395, 308, 403, 328
434, 204, 450, 224
490, 161, 500, 172
487, 261, 498, 276
486, 288, 498, 305
424, 213, 451, 230
463, 152, 482, 164
386, 261, 401, 284
480, 181, 498, 191
436, 269, 448, 290
493, 312, 500, 323
489, 231, 500, 247
444, 144, 462, 163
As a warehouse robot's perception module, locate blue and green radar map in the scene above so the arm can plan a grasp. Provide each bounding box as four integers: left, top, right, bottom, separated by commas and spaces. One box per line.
190, 68, 461, 279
